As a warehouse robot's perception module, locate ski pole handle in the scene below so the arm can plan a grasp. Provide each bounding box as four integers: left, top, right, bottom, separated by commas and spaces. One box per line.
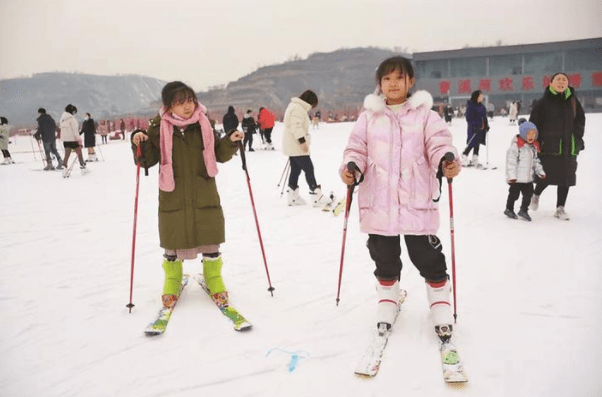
443, 152, 455, 183
347, 161, 364, 186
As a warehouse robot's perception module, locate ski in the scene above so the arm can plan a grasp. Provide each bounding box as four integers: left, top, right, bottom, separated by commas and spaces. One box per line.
354, 289, 408, 377
62, 158, 78, 178
144, 274, 190, 336
321, 192, 338, 212
440, 340, 468, 383
331, 197, 346, 216
194, 274, 252, 331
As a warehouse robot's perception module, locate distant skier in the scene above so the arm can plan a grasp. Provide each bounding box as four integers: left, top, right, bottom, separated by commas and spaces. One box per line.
443, 103, 453, 124
120, 119, 126, 140
0, 116, 14, 164
59, 104, 86, 175
257, 106, 275, 149
508, 101, 518, 125
241, 110, 256, 151
282, 90, 331, 207
461, 90, 489, 168
36, 108, 63, 170
222, 106, 239, 134
130, 81, 243, 309
80, 113, 98, 161
340, 56, 461, 341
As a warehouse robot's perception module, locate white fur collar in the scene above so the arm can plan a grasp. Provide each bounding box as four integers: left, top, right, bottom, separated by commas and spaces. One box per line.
363, 90, 434, 112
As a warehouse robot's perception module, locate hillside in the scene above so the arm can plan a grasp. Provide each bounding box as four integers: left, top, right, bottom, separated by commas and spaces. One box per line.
0, 47, 405, 127
198, 47, 404, 119
0, 73, 166, 127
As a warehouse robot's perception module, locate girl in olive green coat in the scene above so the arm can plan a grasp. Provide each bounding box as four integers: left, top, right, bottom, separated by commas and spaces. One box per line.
132, 81, 243, 308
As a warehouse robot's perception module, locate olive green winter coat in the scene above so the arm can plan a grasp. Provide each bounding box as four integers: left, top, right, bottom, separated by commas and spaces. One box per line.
132, 115, 239, 250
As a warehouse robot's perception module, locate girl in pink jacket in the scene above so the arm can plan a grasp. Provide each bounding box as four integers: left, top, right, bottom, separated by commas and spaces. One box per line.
340, 56, 461, 341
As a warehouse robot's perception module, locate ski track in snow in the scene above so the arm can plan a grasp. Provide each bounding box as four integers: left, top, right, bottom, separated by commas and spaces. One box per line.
1, 114, 601, 397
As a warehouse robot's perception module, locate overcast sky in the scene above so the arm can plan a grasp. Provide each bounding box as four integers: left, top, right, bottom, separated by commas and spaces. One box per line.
1, 0, 601, 92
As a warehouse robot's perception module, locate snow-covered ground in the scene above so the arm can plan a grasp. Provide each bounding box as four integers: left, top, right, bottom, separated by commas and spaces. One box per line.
1, 113, 601, 397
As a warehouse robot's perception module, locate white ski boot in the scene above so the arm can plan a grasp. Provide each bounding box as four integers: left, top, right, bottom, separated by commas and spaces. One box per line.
87, 153, 98, 162
554, 206, 570, 221
472, 154, 483, 169
426, 279, 454, 341
376, 280, 400, 330
287, 187, 306, 206
309, 186, 333, 208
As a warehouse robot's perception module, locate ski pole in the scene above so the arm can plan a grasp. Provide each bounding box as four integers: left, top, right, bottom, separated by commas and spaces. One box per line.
35, 139, 47, 166
126, 144, 143, 313
443, 152, 458, 323
29, 133, 38, 161
277, 159, 291, 197
238, 141, 275, 296
336, 161, 364, 306
96, 145, 105, 161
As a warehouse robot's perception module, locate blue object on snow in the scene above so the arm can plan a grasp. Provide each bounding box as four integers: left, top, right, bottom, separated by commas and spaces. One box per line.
266, 348, 310, 372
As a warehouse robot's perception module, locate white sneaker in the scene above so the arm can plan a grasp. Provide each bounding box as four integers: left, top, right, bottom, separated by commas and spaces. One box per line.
376, 280, 400, 329
530, 194, 539, 211
287, 188, 306, 206
554, 206, 570, 221
426, 279, 454, 327
309, 187, 333, 207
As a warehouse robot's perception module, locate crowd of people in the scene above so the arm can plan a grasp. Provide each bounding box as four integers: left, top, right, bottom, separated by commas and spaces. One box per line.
1, 62, 586, 348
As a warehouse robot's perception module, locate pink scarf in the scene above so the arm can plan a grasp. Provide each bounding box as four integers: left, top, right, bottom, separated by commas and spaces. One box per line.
159, 103, 218, 192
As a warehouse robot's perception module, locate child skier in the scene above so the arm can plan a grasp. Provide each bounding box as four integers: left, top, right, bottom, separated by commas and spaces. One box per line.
340, 56, 461, 341
504, 120, 546, 221
131, 81, 243, 308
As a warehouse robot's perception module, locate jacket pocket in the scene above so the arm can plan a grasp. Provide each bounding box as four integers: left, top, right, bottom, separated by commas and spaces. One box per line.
540, 136, 562, 155
410, 157, 436, 210
195, 177, 221, 208
159, 190, 183, 212
358, 158, 376, 210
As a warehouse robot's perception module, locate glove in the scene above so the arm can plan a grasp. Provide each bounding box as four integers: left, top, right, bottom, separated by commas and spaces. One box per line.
508, 179, 517, 184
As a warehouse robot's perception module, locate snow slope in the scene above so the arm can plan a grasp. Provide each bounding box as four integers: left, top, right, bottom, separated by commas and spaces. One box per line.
1, 113, 601, 397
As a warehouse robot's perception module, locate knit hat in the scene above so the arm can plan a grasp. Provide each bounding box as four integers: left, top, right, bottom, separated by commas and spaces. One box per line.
519, 121, 538, 140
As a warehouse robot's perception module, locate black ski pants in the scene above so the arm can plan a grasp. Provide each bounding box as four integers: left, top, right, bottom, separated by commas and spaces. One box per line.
506, 182, 534, 212
263, 127, 273, 144
288, 155, 318, 191
367, 234, 448, 283
534, 179, 570, 208
243, 132, 253, 151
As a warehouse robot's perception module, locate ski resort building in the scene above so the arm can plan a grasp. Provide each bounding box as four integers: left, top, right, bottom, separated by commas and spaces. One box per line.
412, 37, 602, 113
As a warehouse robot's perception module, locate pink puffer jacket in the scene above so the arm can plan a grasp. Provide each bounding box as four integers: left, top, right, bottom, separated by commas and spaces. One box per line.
340, 91, 459, 236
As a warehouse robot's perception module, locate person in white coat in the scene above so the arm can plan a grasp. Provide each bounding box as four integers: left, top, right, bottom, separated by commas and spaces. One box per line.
504, 120, 546, 221
0, 117, 15, 164
281, 90, 330, 207
508, 101, 518, 125
60, 104, 86, 174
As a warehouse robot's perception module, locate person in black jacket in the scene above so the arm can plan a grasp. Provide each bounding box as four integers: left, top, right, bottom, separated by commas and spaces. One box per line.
529, 72, 586, 221
80, 113, 98, 161
36, 108, 63, 170
222, 106, 239, 134
241, 109, 256, 151
461, 90, 489, 168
